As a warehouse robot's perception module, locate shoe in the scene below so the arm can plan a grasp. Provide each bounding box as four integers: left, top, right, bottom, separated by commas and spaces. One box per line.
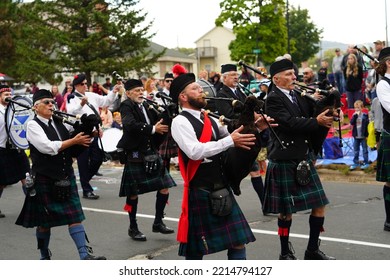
349, 164, 359, 170
384, 222, 390, 231
304, 249, 336, 260
279, 252, 297, 260
152, 222, 175, 234
0, 210, 5, 218
279, 242, 298, 260
361, 163, 370, 170
128, 227, 147, 241
95, 172, 103, 176
83, 254, 107, 260
83, 192, 100, 200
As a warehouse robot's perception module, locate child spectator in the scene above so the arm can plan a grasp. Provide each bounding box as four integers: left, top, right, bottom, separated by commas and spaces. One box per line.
111, 111, 122, 130
350, 100, 370, 170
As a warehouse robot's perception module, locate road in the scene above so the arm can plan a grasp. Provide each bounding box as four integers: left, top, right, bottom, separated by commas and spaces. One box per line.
0, 162, 389, 260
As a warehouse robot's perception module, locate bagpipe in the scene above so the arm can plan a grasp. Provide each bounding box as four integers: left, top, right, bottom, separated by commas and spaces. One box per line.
293, 80, 343, 152
51, 109, 102, 157
205, 94, 282, 195
142, 93, 178, 124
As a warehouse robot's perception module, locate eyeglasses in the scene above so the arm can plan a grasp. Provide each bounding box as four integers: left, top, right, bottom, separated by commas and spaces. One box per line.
79, 82, 88, 86
165, 80, 173, 83
39, 100, 56, 105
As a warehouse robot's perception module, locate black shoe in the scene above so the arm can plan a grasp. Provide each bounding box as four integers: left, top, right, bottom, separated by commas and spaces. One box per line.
95, 172, 103, 176
83, 192, 100, 200
0, 210, 5, 218
279, 252, 297, 260
83, 254, 107, 260
279, 242, 298, 260
128, 227, 147, 241
304, 249, 336, 260
152, 222, 175, 234
384, 222, 390, 231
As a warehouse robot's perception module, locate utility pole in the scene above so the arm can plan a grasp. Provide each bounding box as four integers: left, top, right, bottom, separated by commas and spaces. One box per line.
286, 0, 290, 54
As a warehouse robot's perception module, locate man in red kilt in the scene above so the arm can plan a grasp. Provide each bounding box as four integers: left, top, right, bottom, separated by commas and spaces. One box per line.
15, 89, 106, 260
171, 73, 272, 259
264, 59, 336, 260
0, 85, 30, 218
117, 79, 176, 242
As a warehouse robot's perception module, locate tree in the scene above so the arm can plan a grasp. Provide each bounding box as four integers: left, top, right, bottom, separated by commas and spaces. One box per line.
288, 6, 322, 66
214, 0, 322, 66
1, 0, 165, 84
215, 0, 287, 66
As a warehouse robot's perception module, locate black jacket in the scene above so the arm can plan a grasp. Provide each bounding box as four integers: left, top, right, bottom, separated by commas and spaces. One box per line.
116, 99, 165, 154
216, 84, 246, 119
265, 85, 326, 160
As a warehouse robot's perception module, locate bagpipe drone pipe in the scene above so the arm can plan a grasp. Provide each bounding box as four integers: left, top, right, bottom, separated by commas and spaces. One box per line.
51, 110, 101, 157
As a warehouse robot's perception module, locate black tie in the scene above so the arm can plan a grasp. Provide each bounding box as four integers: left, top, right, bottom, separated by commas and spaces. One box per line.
289, 91, 299, 107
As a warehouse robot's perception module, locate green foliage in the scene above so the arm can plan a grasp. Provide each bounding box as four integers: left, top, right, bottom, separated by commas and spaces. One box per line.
0, 0, 164, 84
215, 0, 322, 66
288, 6, 322, 65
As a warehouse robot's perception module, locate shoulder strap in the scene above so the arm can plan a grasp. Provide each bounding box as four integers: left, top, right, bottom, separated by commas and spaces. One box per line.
381, 76, 390, 85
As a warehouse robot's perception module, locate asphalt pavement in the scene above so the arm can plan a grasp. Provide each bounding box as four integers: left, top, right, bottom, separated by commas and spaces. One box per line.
0, 162, 389, 260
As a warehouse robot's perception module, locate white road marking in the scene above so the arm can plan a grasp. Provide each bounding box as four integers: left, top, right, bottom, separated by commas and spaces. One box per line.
83, 207, 390, 250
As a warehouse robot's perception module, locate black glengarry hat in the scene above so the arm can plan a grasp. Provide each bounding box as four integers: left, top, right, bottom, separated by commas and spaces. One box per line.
221, 64, 237, 74
72, 73, 86, 86
269, 59, 294, 78
164, 73, 174, 80
33, 89, 52, 104
378, 47, 390, 61
170, 73, 196, 104
124, 79, 143, 91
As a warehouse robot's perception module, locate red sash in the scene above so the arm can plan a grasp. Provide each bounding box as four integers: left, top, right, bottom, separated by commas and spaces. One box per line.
176, 112, 213, 243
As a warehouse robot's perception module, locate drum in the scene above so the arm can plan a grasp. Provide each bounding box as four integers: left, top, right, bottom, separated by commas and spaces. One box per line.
197, 79, 217, 112
99, 128, 123, 153
5, 95, 34, 149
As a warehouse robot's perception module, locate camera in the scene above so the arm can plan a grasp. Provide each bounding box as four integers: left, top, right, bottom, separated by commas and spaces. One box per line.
112, 71, 124, 81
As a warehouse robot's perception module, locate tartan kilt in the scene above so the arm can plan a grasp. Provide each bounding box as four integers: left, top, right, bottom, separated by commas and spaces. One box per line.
376, 131, 390, 182
0, 148, 30, 185
263, 157, 329, 214
178, 187, 256, 257
158, 131, 178, 160
15, 176, 85, 228
119, 156, 176, 197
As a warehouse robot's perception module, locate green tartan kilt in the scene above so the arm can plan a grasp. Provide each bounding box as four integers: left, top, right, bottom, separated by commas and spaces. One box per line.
376, 130, 390, 182
119, 156, 176, 197
178, 187, 256, 257
0, 148, 30, 185
263, 157, 329, 214
15, 176, 85, 228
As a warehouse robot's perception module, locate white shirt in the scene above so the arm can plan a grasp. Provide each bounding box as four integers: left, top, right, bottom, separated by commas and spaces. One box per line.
0, 104, 7, 148
67, 90, 117, 117
26, 115, 63, 156
171, 108, 233, 161
376, 73, 390, 114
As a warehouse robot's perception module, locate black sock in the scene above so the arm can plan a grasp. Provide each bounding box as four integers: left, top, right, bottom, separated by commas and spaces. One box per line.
278, 218, 292, 255
384, 186, 390, 223
154, 192, 169, 224
126, 197, 138, 229
307, 215, 324, 251
251, 176, 264, 206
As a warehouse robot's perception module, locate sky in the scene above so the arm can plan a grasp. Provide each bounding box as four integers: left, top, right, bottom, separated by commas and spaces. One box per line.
136, 0, 390, 49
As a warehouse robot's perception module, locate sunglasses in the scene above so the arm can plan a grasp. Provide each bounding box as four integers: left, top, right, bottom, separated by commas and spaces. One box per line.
40, 100, 56, 105
165, 80, 173, 83
79, 82, 88, 86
